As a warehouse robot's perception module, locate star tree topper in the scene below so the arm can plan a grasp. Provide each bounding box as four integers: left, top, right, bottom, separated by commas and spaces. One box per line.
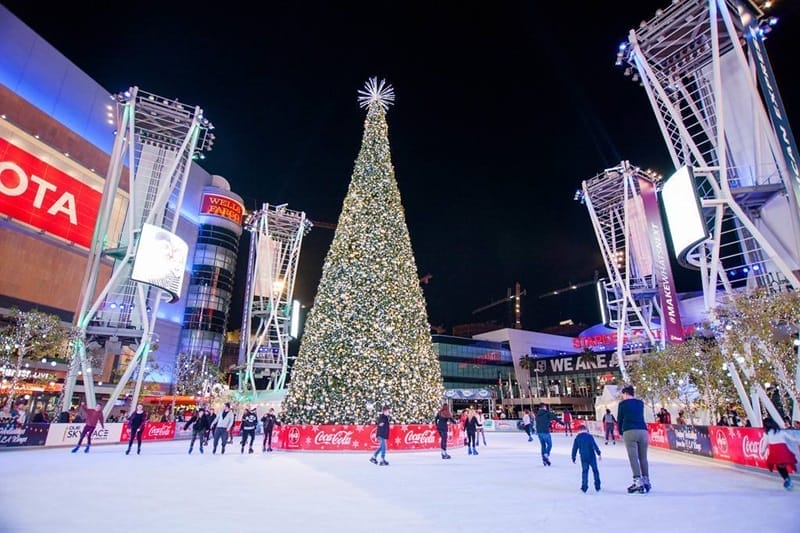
357, 77, 395, 111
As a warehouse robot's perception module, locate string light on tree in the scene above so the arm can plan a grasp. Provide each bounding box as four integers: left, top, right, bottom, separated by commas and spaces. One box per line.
282, 78, 445, 425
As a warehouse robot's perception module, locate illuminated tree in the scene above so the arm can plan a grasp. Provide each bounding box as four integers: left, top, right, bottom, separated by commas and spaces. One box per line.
713, 289, 800, 423
0, 308, 68, 406
282, 78, 445, 424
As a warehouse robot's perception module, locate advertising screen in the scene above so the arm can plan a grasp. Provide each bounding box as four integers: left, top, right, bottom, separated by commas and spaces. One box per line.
130, 223, 188, 302
661, 166, 709, 264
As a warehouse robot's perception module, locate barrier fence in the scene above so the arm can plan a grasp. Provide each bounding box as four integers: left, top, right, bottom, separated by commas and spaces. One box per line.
0, 418, 787, 473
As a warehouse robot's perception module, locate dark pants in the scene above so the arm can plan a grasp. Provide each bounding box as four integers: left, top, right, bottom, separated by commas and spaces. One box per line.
213, 428, 229, 453
76, 425, 96, 447
564, 421, 573, 435
604, 423, 615, 442
263, 428, 274, 450
189, 430, 205, 451
525, 424, 533, 440
580, 458, 601, 490
467, 431, 477, 448
240, 429, 255, 449
127, 424, 144, 452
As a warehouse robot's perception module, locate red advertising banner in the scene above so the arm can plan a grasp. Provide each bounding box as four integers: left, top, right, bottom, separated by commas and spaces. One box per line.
709, 426, 768, 469
119, 422, 176, 442
647, 422, 671, 449
200, 193, 244, 225
278, 424, 461, 452
0, 137, 101, 248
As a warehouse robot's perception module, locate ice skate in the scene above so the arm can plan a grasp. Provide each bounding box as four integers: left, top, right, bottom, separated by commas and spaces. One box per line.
627, 479, 645, 494
248, 448, 254, 454
468, 447, 473, 455
84, 446, 90, 453
125, 448, 131, 455
71, 446, 79, 453
642, 476, 651, 493
472, 447, 479, 456
370, 457, 378, 464
379, 459, 389, 466
783, 478, 793, 490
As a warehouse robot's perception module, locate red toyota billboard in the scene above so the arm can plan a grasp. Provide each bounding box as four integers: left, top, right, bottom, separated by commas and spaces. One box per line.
0, 137, 101, 248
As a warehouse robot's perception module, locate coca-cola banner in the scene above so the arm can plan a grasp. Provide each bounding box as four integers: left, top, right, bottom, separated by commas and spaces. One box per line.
44, 423, 123, 447
279, 424, 462, 452
119, 422, 175, 442
0, 422, 49, 447
710, 426, 768, 469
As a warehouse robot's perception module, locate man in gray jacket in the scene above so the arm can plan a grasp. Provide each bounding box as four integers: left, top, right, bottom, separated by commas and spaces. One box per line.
213, 402, 235, 454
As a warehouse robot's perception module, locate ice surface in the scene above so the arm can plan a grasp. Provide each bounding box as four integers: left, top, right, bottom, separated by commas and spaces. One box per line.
0, 432, 796, 532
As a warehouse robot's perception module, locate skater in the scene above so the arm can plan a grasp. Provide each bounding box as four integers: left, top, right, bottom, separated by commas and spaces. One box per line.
761, 417, 798, 490
435, 403, 456, 459
204, 407, 216, 446
535, 403, 563, 466
563, 408, 573, 436
464, 407, 479, 456
571, 424, 602, 492
617, 385, 651, 493
213, 402, 235, 454
125, 404, 147, 455
522, 408, 533, 442
369, 405, 391, 466
603, 408, 617, 445
475, 408, 487, 446
184, 406, 211, 454
261, 407, 280, 452
239, 406, 258, 454
71, 403, 105, 453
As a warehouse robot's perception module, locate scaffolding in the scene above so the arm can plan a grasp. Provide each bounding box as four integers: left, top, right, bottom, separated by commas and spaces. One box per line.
238, 204, 311, 397
61, 87, 214, 417
615, 0, 800, 424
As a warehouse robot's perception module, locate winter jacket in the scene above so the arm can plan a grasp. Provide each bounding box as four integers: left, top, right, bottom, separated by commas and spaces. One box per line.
617, 398, 647, 433
82, 406, 105, 428
571, 431, 601, 463
535, 409, 562, 434
184, 413, 211, 433
127, 411, 147, 430
216, 409, 235, 431
464, 415, 479, 435
435, 413, 455, 433
376, 413, 390, 439
261, 413, 279, 432
240, 412, 258, 431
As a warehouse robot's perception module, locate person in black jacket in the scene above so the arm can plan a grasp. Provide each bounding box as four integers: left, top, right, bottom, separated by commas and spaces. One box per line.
260, 407, 280, 452
369, 405, 391, 466
239, 406, 258, 454
464, 407, 480, 456
617, 385, 651, 493
434, 404, 456, 459
535, 403, 564, 466
571, 424, 602, 492
125, 404, 147, 455
184, 406, 211, 454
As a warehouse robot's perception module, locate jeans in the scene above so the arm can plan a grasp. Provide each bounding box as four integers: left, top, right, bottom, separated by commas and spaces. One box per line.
604, 423, 615, 442
438, 429, 448, 451
623, 429, 650, 479
373, 437, 387, 459
466, 431, 476, 448
525, 424, 533, 440
263, 428, 274, 450
580, 458, 601, 490
538, 433, 552, 458
213, 428, 229, 452
189, 429, 205, 451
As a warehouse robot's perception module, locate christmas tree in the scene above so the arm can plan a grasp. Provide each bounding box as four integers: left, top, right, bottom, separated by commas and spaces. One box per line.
282, 78, 445, 425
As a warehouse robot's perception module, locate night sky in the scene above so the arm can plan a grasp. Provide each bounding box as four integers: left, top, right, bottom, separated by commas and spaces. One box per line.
3, 1, 798, 332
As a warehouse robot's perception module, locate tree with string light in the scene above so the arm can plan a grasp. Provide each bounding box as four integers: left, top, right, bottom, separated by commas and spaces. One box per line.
282, 78, 445, 425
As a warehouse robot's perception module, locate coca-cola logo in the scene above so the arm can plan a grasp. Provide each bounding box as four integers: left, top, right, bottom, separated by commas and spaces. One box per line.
146, 425, 172, 438
314, 430, 353, 446
649, 426, 667, 444
288, 427, 300, 445
404, 429, 436, 445
742, 435, 766, 459
714, 430, 729, 455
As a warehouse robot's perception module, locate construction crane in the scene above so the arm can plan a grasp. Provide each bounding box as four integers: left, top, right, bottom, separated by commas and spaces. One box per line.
538, 271, 600, 299
472, 281, 525, 329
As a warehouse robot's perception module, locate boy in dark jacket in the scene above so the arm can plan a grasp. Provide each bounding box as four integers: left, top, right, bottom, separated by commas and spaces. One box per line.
369, 405, 391, 466
184, 407, 211, 454
571, 424, 602, 492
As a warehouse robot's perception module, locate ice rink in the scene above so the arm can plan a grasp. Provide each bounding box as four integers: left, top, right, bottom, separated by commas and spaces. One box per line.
0, 431, 796, 533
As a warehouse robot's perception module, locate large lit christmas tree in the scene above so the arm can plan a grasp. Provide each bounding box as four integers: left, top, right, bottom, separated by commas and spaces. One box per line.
282, 78, 445, 425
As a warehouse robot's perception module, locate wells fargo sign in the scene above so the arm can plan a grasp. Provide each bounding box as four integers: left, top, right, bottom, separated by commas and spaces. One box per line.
200, 193, 244, 225
0, 137, 101, 248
